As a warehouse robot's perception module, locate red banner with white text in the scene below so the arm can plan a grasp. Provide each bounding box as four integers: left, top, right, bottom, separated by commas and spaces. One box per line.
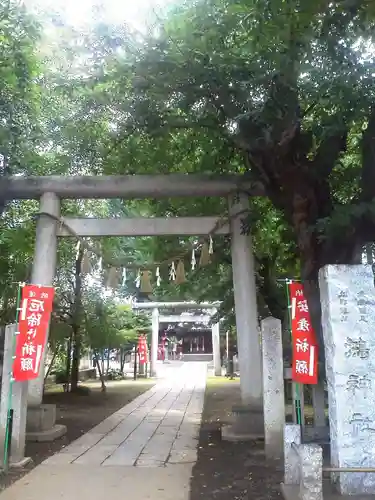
289, 282, 318, 385
13, 285, 55, 382
137, 335, 148, 365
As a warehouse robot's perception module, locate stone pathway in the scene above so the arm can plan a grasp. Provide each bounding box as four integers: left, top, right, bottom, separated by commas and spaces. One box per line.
0, 362, 207, 500
45, 361, 206, 467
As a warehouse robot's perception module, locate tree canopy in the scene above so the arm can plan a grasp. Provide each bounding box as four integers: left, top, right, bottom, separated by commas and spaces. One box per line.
1, 0, 375, 360
87, 0, 375, 335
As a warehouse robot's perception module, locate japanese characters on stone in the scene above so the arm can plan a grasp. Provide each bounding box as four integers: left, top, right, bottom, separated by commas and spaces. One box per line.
338, 290, 349, 322
340, 290, 373, 422
319, 265, 375, 495
341, 289, 375, 436
349, 412, 375, 437
344, 335, 373, 432
339, 288, 368, 323
345, 336, 370, 360
357, 290, 368, 323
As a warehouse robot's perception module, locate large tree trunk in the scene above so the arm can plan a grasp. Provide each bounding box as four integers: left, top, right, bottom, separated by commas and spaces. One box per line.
238, 71, 366, 375
289, 177, 362, 374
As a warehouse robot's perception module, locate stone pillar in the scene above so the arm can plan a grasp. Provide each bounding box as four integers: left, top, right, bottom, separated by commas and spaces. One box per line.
292, 382, 305, 427
299, 444, 323, 500
212, 322, 221, 376
312, 383, 326, 428
0, 324, 28, 465
319, 264, 375, 495
261, 317, 284, 459
228, 193, 262, 409
25, 193, 66, 443
28, 192, 60, 406
284, 423, 301, 485
150, 308, 159, 377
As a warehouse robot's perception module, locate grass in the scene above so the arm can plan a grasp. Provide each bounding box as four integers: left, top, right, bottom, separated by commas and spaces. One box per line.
44, 377, 153, 394
206, 375, 240, 387
206, 375, 327, 420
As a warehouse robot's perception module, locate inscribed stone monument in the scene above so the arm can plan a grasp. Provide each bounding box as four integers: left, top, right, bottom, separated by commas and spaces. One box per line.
319, 264, 375, 495
261, 317, 284, 459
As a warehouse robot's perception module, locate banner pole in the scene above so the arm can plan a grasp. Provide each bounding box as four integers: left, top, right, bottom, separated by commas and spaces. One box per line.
286, 280, 303, 426
3, 283, 23, 472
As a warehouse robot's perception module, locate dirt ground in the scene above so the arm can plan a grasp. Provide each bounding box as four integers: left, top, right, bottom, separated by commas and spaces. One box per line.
189, 377, 282, 500
0, 379, 154, 491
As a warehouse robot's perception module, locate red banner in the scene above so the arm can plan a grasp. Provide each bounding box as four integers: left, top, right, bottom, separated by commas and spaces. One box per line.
13, 285, 55, 382
289, 282, 318, 385
137, 335, 148, 365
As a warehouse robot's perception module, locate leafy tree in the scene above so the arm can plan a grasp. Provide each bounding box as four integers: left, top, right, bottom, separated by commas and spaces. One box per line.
19, 5, 302, 325
83, 293, 150, 390
83, 0, 375, 350
8, 0, 374, 375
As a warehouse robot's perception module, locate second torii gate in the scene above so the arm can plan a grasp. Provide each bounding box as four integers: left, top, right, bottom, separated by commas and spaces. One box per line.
131, 301, 222, 376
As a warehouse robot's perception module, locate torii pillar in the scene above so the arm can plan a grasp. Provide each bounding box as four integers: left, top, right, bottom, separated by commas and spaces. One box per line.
222, 193, 263, 441
150, 308, 159, 377
212, 320, 221, 376
26, 192, 67, 441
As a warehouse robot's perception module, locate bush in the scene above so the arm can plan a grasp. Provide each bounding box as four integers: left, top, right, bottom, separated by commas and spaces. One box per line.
106, 368, 125, 381
52, 367, 68, 384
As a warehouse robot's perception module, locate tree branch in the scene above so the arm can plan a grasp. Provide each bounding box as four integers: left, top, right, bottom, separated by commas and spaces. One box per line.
312, 127, 347, 179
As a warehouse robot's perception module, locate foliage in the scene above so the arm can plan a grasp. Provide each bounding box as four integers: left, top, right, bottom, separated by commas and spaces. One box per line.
0, 0, 41, 179
83, 292, 150, 352
67, 0, 375, 336
3, 0, 375, 361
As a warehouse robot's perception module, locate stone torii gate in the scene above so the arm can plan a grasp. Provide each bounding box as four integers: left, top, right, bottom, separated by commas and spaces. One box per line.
131, 301, 221, 376
5, 174, 262, 439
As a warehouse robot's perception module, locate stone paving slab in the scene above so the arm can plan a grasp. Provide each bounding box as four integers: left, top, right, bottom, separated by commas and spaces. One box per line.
0, 362, 207, 500
0, 464, 194, 500
42, 362, 207, 468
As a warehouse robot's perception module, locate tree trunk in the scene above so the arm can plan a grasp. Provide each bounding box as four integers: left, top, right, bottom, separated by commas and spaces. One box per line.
65, 331, 73, 391
70, 247, 83, 393
94, 351, 106, 392
101, 351, 105, 374
120, 347, 125, 373
285, 174, 360, 377
44, 348, 58, 382
293, 191, 361, 377
70, 325, 81, 392
106, 348, 110, 375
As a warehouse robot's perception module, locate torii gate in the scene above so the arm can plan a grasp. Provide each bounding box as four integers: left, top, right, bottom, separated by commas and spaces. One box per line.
131, 301, 221, 376
5, 174, 262, 423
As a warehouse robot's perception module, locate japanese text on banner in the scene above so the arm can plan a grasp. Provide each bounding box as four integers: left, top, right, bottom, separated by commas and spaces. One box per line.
13, 285, 55, 382
289, 281, 318, 385
138, 335, 148, 365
